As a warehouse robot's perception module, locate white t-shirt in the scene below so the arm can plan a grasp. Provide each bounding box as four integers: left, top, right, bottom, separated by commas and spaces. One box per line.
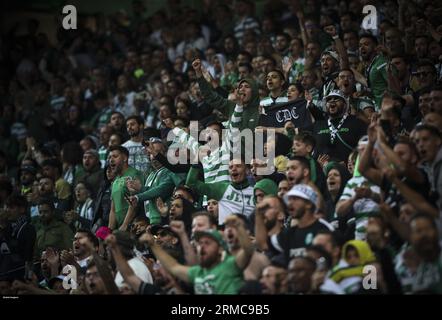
114, 257, 153, 288
122, 140, 150, 173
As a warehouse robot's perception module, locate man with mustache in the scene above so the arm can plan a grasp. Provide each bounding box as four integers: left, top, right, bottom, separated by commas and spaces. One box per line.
308, 90, 367, 163
359, 33, 388, 110
122, 115, 150, 173
395, 213, 442, 293
337, 68, 375, 123
139, 215, 254, 294
256, 184, 334, 265
107, 145, 144, 231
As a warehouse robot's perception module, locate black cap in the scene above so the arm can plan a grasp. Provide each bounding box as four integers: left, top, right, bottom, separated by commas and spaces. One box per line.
150, 225, 179, 238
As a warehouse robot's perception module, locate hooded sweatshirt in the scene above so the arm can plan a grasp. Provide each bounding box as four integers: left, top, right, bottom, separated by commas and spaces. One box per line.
329, 240, 376, 293
324, 162, 352, 220
197, 76, 260, 132
253, 178, 278, 202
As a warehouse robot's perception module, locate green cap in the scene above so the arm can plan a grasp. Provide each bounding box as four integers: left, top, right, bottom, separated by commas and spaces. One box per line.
194, 229, 229, 252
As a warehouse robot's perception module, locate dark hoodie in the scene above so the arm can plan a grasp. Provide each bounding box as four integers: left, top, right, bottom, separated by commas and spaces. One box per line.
253, 178, 278, 203
74, 163, 104, 198
92, 165, 113, 228
197, 76, 260, 132
324, 162, 352, 221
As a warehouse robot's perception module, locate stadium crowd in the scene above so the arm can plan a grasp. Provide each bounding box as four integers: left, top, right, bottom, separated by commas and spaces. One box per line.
1, 0, 442, 295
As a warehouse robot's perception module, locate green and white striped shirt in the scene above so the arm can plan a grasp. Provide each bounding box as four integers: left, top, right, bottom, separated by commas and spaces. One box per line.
172, 104, 244, 183
259, 96, 289, 109
339, 176, 381, 240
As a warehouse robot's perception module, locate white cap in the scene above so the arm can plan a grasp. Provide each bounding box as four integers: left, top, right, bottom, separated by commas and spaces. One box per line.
283, 184, 318, 208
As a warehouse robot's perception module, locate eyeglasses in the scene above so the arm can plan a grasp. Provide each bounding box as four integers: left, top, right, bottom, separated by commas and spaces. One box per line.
338, 75, 354, 80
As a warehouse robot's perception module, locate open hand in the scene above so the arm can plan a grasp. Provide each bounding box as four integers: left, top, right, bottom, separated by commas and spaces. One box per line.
126, 179, 142, 193
45, 247, 60, 267
156, 198, 169, 217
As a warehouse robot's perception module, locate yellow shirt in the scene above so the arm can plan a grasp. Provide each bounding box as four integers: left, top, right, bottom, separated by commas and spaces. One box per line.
56, 178, 71, 200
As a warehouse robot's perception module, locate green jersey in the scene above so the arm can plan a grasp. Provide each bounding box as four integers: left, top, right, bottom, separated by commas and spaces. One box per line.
111, 166, 144, 227
365, 54, 388, 110
188, 255, 244, 294
136, 167, 177, 225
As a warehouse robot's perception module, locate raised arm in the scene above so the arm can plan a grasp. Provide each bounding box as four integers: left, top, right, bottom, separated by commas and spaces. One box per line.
170, 126, 200, 159
185, 165, 225, 201
384, 168, 439, 219
154, 152, 190, 173
134, 173, 175, 203
225, 103, 245, 154
376, 128, 426, 184
170, 220, 198, 265
324, 25, 349, 70
105, 234, 149, 293
358, 121, 383, 186
254, 203, 270, 251
193, 59, 232, 114
295, 7, 308, 51
120, 197, 137, 232
379, 203, 411, 242
225, 216, 254, 270
139, 231, 190, 283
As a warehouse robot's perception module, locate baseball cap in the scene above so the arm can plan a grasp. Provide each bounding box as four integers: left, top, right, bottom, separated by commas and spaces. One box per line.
283, 184, 318, 207
325, 90, 346, 102
150, 225, 178, 238
194, 229, 229, 251
321, 50, 339, 62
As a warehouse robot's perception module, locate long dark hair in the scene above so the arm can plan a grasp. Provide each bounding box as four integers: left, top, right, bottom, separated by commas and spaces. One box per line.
324, 162, 351, 203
